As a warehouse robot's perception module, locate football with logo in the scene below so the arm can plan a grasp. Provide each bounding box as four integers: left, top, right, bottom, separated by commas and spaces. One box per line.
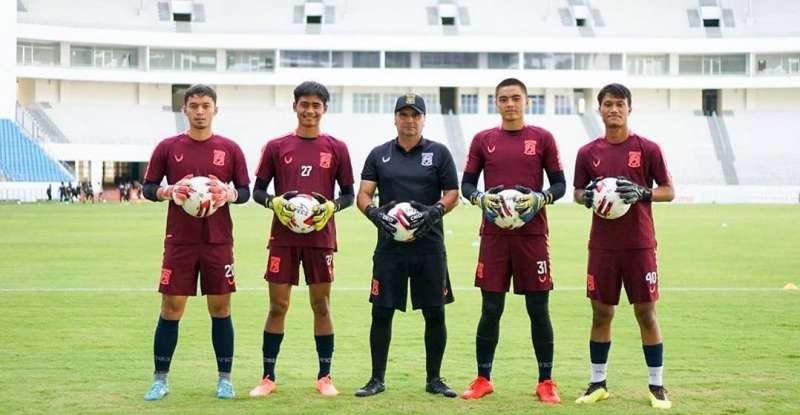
388, 202, 420, 242
181, 176, 219, 218
592, 177, 631, 220
492, 189, 526, 230
286, 193, 320, 234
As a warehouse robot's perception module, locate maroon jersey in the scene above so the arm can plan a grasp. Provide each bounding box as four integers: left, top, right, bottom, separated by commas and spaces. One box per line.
144, 133, 250, 245
574, 133, 672, 250
255, 132, 354, 249
464, 125, 563, 236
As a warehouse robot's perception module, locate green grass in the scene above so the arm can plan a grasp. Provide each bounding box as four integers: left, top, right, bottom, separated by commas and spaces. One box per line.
1, 202, 798, 414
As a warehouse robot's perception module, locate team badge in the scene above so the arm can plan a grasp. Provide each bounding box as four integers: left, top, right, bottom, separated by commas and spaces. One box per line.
421, 152, 433, 166
213, 150, 226, 166
371, 279, 380, 296
587, 274, 596, 291
405, 93, 416, 104
320, 152, 332, 169
476, 262, 485, 279
268, 256, 281, 274
628, 151, 641, 168
524, 140, 536, 156
160, 268, 172, 285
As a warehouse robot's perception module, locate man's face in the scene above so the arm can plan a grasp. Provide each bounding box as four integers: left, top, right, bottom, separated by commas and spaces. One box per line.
599, 94, 630, 128
394, 108, 425, 137
293, 95, 327, 128
183, 95, 217, 129
495, 85, 527, 122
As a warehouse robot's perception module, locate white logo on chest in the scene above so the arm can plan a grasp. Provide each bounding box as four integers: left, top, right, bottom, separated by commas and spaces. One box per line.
421, 152, 433, 166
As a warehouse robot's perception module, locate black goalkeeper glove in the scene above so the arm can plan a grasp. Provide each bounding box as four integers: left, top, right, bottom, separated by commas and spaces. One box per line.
407, 201, 445, 239
616, 177, 652, 204
583, 177, 603, 209
365, 202, 398, 238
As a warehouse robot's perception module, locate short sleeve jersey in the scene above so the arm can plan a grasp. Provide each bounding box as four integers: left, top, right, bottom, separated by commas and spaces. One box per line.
255, 132, 354, 250
144, 133, 250, 245
573, 133, 672, 250
463, 125, 563, 236
361, 138, 459, 255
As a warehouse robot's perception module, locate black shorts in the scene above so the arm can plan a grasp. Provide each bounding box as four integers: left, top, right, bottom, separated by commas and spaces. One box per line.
369, 253, 455, 311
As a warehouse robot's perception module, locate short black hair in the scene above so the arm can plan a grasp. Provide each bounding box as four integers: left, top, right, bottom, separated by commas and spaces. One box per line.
183, 84, 217, 105
495, 78, 528, 97
294, 81, 329, 105
597, 83, 632, 107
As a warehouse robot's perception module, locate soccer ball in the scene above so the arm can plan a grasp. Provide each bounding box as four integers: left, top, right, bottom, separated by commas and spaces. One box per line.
181, 176, 218, 218
286, 193, 319, 234
388, 202, 419, 242
592, 177, 631, 220
492, 189, 526, 230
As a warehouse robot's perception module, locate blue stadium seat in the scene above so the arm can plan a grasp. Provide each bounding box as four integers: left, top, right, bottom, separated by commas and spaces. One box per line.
0, 119, 73, 182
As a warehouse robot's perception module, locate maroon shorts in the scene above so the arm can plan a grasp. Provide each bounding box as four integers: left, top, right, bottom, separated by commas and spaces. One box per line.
586, 248, 659, 305
159, 243, 236, 296
475, 234, 553, 294
265, 246, 334, 286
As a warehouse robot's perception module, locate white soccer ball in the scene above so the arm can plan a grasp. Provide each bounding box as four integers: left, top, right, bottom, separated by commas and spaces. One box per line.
181, 176, 218, 218
388, 202, 419, 242
592, 177, 631, 220
286, 193, 319, 234
492, 189, 526, 230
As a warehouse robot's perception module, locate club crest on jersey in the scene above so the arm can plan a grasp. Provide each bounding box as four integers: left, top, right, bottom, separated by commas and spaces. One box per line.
371, 278, 380, 296
160, 268, 172, 285
524, 140, 536, 156
421, 152, 433, 166
269, 256, 281, 274
587, 274, 596, 291
213, 150, 226, 166
628, 151, 641, 168
320, 152, 332, 169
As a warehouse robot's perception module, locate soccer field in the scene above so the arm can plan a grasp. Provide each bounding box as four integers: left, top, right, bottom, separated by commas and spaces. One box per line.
1, 202, 798, 414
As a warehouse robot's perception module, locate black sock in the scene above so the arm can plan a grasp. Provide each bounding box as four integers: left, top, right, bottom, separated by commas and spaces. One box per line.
262, 331, 284, 381
211, 316, 234, 377
153, 317, 179, 375
590, 340, 611, 364
422, 306, 447, 382
315, 334, 334, 379
525, 292, 554, 382
476, 290, 505, 380
370, 305, 395, 382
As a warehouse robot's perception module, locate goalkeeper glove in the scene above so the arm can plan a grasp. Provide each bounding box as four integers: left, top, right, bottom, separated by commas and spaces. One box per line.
408, 201, 445, 239
583, 177, 604, 209
365, 202, 398, 238
470, 185, 504, 222
157, 174, 193, 206
207, 175, 238, 209
513, 185, 546, 224
268, 191, 299, 228
616, 177, 652, 204
310, 192, 336, 231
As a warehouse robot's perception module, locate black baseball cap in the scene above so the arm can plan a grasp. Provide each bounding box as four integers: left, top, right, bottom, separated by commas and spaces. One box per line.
394, 93, 426, 114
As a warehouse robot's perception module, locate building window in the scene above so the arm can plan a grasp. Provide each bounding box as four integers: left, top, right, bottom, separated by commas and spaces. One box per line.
460, 94, 478, 114
554, 95, 573, 115
574, 53, 623, 70
627, 54, 669, 76
523, 53, 573, 70
353, 51, 380, 68
150, 49, 216, 71
385, 52, 411, 68
679, 54, 747, 75
527, 95, 545, 115
281, 50, 330, 68
420, 52, 479, 69
353, 93, 380, 113
488, 53, 519, 69
421, 94, 440, 114
487, 94, 497, 114
327, 93, 342, 113
71, 45, 137, 69
16, 41, 60, 66
226, 50, 275, 72
756, 53, 800, 75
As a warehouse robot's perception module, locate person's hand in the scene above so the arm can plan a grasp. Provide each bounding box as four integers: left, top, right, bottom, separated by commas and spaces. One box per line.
366, 201, 398, 238
616, 177, 652, 204
310, 192, 336, 231
471, 185, 504, 222
583, 177, 604, 209
207, 175, 237, 209
407, 201, 445, 239
513, 185, 546, 223
157, 174, 193, 206
269, 191, 299, 227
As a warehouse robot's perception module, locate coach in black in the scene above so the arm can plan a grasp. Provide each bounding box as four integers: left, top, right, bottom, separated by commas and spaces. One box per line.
355, 93, 460, 398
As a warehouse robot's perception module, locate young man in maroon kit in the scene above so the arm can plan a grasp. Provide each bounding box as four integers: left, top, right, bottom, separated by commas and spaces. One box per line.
460, 78, 566, 403
573, 83, 674, 409
142, 84, 251, 401
250, 81, 354, 397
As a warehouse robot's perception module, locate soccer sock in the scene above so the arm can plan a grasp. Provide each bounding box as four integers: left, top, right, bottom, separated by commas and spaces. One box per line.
370, 305, 395, 382
315, 334, 334, 379
422, 306, 447, 382
153, 317, 179, 378
643, 343, 664, 386
476, 290, 505, 380
525, 292, 554, 382
211, 316, 234, 379
262, 331, 284, 381
589, 340, 611, 383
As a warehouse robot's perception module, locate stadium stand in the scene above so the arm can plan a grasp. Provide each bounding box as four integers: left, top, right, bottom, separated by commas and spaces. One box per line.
0, 119, 73, 181
725, 111, 800, 186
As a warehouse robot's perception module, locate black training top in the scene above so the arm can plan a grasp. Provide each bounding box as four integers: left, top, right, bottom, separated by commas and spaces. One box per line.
361, 137, 459, 255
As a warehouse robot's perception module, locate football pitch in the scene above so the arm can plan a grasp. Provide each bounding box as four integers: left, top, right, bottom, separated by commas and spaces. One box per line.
1, 202, 798, 414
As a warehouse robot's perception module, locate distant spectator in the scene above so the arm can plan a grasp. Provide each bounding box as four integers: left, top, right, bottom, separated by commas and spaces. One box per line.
58, 182, 66, 202
46, 184, 52, 201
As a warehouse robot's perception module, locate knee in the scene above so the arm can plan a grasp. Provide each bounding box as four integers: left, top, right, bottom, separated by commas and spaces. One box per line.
269, 299, 290, 319
481, 294, 505, 322
161, 300, 185, 319
592, 309, 614, 329
635, 308, 658, 331
311, 297, 330, 318
371, 305, 395, 323
208, 303, 230, 318
422, 306, 445, 326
